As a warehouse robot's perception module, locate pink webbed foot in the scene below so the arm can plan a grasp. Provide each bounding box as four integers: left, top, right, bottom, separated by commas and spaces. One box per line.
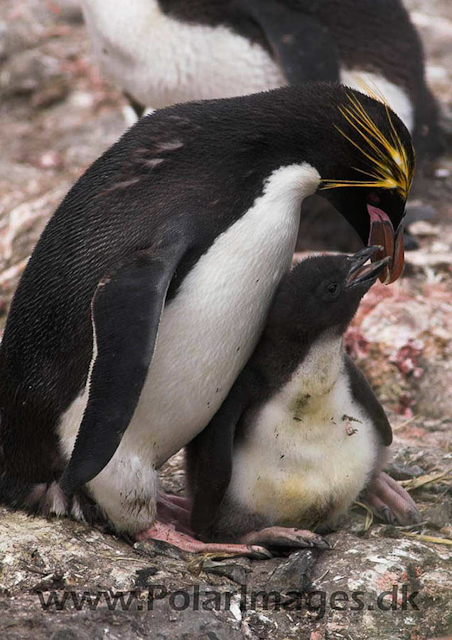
136, 522, 271, 559
156, 492, 193, 535
365, 471, 421, 525
241, 526, 330, 549
160, 494, 192, 510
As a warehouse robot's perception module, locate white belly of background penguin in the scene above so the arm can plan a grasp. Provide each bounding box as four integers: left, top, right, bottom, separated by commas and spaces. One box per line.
59, 163, 319, 531
81, 0, 286, 109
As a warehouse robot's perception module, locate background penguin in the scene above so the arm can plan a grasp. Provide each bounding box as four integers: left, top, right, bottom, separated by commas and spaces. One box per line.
0, 84, 414, 553
80, 0, 443, 250
81, 0, 442, 162
187, 247, 421, 548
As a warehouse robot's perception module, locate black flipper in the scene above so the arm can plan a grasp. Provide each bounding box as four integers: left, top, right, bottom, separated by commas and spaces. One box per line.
242, 0, 339, 84
344, 354, 392, 446
187, 377, 253, 539
60, 235, 188, 495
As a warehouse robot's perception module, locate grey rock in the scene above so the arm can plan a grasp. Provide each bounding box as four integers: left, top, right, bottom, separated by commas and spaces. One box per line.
266, 550, 318, 592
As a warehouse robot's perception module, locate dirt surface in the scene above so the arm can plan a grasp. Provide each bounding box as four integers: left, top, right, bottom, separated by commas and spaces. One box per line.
0, 1, 451, 639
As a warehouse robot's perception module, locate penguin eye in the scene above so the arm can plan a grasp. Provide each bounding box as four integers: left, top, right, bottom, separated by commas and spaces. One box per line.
325, 282, 340, 299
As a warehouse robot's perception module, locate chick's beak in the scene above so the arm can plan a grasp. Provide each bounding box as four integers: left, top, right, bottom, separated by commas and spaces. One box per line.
346, 246, 391, 289
367, 204, 405, 284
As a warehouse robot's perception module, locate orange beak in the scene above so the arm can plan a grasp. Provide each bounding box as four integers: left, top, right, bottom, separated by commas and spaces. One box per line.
367, 204, 405, 284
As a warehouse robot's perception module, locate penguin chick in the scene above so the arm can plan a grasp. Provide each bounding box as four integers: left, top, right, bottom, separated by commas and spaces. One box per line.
187, 247, 420, 548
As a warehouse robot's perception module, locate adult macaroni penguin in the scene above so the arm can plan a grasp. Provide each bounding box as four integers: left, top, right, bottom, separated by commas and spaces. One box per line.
0, 84, 414, 554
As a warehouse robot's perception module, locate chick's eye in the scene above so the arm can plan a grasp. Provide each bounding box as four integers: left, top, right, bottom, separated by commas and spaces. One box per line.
327, 283, 339, 296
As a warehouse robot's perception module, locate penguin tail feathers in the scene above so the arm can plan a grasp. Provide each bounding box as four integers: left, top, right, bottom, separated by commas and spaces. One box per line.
0, 474, 102, 526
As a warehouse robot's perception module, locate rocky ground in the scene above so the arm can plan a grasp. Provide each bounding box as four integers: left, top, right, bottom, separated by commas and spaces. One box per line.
0, 1, 451, 639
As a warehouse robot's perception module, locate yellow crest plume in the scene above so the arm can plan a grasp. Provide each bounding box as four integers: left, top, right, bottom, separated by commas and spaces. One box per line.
321, 91, 415, 200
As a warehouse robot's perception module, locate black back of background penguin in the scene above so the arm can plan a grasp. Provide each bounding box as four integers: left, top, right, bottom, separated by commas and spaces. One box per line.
187, 248, 401, 542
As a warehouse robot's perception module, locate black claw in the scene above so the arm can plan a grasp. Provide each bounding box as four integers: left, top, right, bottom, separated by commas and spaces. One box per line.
381, 506, 396, 525
317, 539, 332, 549
308, 536, 331, 549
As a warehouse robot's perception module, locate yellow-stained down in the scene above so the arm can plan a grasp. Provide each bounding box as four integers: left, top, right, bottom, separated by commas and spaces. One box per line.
321, 92, 415, 200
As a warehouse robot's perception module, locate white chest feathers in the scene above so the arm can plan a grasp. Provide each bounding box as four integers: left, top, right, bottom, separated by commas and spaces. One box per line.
228, 337, 381, 527
58, 163, 320, 532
